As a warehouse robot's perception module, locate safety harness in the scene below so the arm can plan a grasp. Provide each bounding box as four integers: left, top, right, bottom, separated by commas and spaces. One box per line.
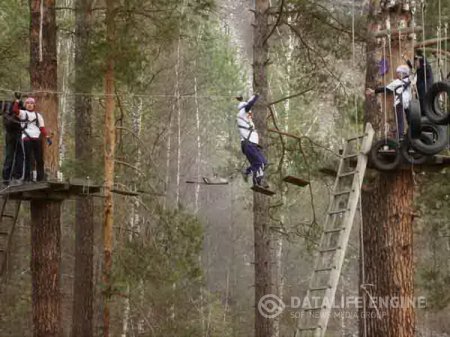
20, 111, 41, 139
237, 116, 254, 142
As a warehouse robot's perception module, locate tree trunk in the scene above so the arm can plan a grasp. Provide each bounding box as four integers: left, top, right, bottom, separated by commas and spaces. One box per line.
29, 1, 61, 337
253, 2, 273, 337
103, 0, 117, 336
71, 0, 94, 336
360, 2, 415, 337
31, 200, 62, 337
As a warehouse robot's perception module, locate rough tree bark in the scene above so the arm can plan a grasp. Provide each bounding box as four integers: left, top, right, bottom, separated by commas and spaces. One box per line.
72, 0, 94, 336
253, 1, 273, 337
360, 1, 415, 337
29, 1, 61, 337
103, 0, 117, 336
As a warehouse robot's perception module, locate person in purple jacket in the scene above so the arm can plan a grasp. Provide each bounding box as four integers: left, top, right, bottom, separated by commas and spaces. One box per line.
236, 94, 269, 189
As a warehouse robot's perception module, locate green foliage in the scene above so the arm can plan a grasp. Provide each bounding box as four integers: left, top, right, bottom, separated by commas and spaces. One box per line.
112, 208, 205, 336
0, 0, 29, 95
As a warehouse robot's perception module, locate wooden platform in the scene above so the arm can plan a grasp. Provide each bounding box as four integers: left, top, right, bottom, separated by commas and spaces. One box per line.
283, 175, 310, 187
185, 176, 229, 185
251, 185, 276, 196
0, 179, 101, 201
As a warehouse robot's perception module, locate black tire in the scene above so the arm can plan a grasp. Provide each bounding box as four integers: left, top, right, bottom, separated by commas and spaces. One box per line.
408, 99, 422, 139
370, 138, 402, 171
408, 118, 448, 155
423, 81, 450, 125
400, 137, 429, 165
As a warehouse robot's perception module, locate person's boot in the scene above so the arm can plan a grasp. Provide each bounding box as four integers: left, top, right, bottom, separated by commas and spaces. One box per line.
256, 176, 270, 189
241, 169, 251, 183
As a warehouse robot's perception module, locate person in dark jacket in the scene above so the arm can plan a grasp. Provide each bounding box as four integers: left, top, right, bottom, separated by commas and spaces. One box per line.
1, 94, 24, 185
415, 50, 434, 114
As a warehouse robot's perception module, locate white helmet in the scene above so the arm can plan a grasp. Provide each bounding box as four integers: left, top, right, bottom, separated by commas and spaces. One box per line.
396, 65, 410, 75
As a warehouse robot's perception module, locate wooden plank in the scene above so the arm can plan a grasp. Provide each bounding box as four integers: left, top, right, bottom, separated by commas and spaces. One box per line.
283, 175, 310, 187
373, 26, 423, 38
0, 182, 50, 195
251, 185, 276, 196
111, 188, 139, 196
319, 168, 338, 177
202, 177, 228, 185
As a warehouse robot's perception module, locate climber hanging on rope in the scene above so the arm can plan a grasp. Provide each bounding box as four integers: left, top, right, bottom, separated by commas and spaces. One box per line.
366, 64, 412, 141
236, 93, 270, 189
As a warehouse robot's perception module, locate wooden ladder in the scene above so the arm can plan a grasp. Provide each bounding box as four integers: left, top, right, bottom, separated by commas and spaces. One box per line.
0, 195, 22, 277
295, 123, 374, 337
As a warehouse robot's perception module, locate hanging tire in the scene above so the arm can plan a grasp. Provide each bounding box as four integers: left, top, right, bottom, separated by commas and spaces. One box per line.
408, 118, 448, 155
408, 99, 422, 139
370, 138, 402, 171
423, 81, 450, 125
400, 137, 429, 165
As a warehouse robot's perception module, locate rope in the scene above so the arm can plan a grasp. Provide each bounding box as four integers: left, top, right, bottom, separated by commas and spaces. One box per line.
358, 173, 368, 337
0, 87, 235, 99
352, 0, 359, 136
421, 0, 428, 89
382, 37, 388, 141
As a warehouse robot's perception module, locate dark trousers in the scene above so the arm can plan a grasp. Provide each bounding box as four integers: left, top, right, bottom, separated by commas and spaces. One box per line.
2, 132, 23, 181
241, 140, 268, 183
395, 104, 409, 138
23, 139, 44, 181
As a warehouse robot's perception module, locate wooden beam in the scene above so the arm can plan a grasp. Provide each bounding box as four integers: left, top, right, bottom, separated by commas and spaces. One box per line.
373, 26, 423, 38
421, 48, 450, 58
415, 37, 450, 49
267, 128, 302, 140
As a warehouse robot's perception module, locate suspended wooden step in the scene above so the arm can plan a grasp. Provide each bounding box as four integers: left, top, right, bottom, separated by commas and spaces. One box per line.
283, 175, 310, 187
319, 167, 338, 177
251, 185, 276, 196
185, 177, 229, 185
373, 26, 423, 38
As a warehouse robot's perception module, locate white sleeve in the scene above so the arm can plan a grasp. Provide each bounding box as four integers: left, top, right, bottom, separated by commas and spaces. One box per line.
38, 113, 45, 127
18, 110, 27, 120
385, 79, 403, 92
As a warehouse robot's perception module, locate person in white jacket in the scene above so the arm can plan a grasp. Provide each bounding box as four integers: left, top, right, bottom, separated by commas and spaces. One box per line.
13, 97, 52, 182
366, 64, 412, 140
236, 94, 269, 188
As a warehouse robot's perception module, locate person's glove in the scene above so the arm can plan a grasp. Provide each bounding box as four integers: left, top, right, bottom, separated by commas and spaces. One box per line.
14, 92, 21, 100
46, 138, 52, 146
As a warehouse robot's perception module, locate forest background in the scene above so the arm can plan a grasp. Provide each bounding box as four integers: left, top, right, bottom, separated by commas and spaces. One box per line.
0, 0, 449, 336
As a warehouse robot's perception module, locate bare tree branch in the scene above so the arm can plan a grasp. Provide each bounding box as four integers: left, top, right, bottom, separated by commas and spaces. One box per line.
268, 88, 313, 106
263, 0, 285, 45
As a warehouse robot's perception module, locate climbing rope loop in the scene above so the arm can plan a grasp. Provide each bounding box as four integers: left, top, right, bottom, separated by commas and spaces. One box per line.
408, 117, 448, 155
370, 138, 402, 171
408, 99, 422, 139
400, 137, 429, 165
423, 81, 450, 125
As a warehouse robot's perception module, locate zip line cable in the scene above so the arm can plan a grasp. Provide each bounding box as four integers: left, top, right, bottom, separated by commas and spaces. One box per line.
0, 87, 236, 99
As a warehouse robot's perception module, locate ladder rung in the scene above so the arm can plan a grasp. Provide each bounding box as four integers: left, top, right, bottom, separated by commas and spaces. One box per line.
328, 209, 347, 215
342, 153, 358, 159
320, 246, 341, 253
2, 214, 14, 219
0, 231, 9, 236
338, 170, 357, 177
324, 227, 345, 234
315, 266, 335, 272
347, 135, 365, 141
332, 189, 353, 196
310, 286, 330, 291
298, 326, 320, 331
304, 306, 323, 311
